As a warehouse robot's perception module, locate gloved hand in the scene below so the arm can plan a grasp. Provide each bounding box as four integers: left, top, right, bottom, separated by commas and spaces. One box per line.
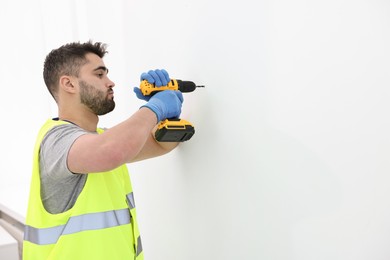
140, 69, 170, 86
133, 69, 170, 101
141, 90, 184, 122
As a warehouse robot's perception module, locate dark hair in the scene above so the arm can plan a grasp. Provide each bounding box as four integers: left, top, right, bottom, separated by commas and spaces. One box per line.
43, 40, 108, 101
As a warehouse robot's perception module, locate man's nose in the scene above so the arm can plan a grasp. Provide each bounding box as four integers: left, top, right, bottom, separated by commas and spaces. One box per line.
107, 77, 115, 88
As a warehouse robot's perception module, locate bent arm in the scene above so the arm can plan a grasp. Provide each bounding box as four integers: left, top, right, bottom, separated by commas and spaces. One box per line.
130, 126, 179, 163
67, 108, 178, 174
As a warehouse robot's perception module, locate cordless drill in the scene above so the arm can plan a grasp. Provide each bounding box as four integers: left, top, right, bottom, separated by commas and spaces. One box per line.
140, 79, 204, 142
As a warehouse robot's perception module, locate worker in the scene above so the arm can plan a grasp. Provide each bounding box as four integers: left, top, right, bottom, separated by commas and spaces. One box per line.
23, 40, 184, 259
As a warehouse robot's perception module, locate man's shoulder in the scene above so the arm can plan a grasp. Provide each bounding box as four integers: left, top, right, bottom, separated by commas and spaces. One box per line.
42, 121, 87, 148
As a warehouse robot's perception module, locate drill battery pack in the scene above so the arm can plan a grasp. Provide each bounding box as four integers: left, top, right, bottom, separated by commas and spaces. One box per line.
155, 118, 195, 142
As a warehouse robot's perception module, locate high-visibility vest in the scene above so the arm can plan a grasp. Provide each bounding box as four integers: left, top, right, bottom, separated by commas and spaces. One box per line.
23, 119, 143, 260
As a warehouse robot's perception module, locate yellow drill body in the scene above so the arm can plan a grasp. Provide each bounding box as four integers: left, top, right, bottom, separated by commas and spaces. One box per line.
140, 79, 180, 95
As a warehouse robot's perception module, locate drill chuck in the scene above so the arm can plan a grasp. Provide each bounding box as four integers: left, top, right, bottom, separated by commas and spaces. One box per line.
176, 80, 205, 93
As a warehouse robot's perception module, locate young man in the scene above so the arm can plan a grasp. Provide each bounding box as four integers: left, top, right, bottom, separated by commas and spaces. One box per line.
23, 41, 184, 259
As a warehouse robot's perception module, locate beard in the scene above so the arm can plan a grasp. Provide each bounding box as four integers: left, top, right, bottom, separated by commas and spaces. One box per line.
79, 80, 115, 115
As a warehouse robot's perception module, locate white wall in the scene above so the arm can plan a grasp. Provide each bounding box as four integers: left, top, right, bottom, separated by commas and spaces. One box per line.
1, 0, 390, 259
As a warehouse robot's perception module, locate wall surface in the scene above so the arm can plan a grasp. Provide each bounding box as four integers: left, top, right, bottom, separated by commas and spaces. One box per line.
1, 0, 390, 259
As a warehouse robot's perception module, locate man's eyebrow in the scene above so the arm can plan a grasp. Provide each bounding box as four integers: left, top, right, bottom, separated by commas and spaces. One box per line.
94, 66, 109, 73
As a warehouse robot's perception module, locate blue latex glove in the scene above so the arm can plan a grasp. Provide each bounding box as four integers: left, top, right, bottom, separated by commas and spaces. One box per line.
134, 69, 170, 101
133, 87, 150, 101
141, 90, 184, 122
140, 69, 170, 86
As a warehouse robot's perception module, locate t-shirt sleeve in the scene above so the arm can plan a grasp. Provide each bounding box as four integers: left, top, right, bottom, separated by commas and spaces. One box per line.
40, 124, 88, 178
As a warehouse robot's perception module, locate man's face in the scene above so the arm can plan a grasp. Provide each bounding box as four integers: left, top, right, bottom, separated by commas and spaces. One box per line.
77, 53, 115, 115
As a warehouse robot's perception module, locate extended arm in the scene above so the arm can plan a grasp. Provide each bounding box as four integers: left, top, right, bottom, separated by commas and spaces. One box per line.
67, 69, 183, 174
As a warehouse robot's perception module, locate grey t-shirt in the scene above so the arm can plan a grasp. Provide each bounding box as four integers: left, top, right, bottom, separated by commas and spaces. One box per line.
40, 123, 90, 214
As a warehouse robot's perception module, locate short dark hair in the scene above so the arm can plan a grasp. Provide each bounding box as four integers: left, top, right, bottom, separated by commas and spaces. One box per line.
43, 40, 108, 101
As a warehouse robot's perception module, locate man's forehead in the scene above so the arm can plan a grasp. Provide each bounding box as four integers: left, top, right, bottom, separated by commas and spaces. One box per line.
83, 53, 107, 71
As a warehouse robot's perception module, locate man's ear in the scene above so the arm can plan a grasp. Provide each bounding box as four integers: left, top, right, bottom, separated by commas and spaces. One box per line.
59, 76, 77, 94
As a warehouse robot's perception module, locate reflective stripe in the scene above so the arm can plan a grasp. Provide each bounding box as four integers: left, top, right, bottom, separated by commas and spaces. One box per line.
24, 208, 131, 245
126, 192, 142, 256
127, 192, 136, 209
137, 235, 143, 256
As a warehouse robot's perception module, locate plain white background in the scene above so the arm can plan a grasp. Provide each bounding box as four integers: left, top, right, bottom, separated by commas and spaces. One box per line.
1, 0, 390, 259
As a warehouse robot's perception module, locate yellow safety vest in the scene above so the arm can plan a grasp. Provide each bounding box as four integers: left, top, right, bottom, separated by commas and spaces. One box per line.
23, 119, 143, 260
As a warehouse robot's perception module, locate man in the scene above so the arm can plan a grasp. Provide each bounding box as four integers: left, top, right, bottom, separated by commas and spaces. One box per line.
23, 41, 184, 259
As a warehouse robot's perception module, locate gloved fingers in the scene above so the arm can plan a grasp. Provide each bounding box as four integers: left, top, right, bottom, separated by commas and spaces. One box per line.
155, 69, 170, 86
174, 91, 184, 103
150, 69, 170, 86
148, 70, 164, 86
140, 72, 155, 83
140, 69, 170, 87
133, 87, 150, 101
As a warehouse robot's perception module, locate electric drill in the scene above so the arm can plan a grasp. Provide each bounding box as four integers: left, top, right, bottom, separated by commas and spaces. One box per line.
140, 79, 204, 142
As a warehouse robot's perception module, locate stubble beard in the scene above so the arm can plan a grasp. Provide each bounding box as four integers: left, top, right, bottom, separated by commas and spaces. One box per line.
79, 80, 115, 115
